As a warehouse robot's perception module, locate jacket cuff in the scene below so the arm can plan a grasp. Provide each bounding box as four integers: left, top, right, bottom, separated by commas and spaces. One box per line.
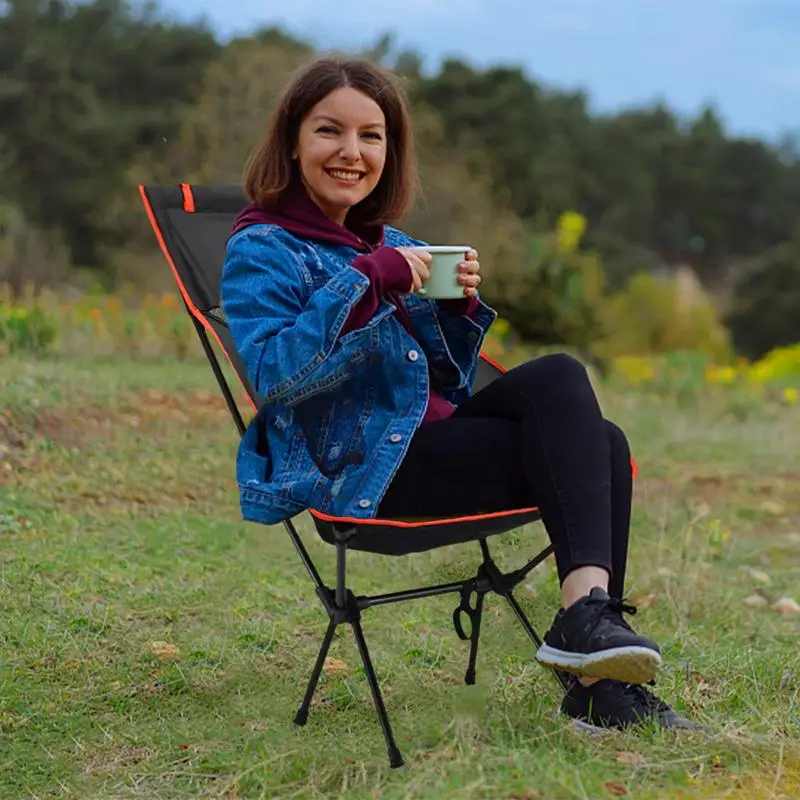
340, 248, 412, 336
353, 247, 413, 293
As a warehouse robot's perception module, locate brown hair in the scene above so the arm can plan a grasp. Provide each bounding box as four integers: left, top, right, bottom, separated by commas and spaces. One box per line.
243, 56, 418, 225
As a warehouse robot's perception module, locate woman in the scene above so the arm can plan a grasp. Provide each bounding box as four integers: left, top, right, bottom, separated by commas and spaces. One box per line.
221, 56, 693, 731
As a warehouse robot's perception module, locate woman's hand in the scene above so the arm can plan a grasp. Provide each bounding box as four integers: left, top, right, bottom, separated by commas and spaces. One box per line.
395, 247, 432, 293
458, 249, 481, 298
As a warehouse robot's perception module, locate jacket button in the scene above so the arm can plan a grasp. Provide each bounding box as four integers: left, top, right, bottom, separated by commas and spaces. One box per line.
389, 433, 402, 443
407, 349, 419, 362
358, 498, 372, 509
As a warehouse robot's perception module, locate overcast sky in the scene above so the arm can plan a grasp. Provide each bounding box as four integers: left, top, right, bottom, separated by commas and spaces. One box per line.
159, 0, 799, 142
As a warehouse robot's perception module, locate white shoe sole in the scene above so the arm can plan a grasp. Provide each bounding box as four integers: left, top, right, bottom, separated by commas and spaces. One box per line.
570, 718, 613, 735
536, 643, 662, 684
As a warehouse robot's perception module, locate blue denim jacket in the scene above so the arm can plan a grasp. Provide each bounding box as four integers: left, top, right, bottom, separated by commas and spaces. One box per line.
220, 224, 497, 524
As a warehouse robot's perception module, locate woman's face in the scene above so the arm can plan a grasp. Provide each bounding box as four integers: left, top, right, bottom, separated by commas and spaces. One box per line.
294, 86, 388, 226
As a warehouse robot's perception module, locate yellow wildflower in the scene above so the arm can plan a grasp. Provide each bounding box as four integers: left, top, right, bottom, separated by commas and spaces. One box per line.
555, 211, 587, 254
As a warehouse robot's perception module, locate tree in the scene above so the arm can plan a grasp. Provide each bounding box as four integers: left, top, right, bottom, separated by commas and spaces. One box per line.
726, 238, 800, 359
0, 0, 219, 269
139, 34, 312, 186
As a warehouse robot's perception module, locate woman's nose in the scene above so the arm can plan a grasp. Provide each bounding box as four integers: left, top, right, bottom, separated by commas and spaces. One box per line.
339, 132, 360, 161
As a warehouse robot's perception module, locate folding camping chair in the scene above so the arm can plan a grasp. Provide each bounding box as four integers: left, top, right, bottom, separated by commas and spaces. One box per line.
138, 183, 568, 768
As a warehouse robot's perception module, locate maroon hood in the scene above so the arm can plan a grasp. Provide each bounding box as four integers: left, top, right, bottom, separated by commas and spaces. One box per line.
230, 181, 384, 252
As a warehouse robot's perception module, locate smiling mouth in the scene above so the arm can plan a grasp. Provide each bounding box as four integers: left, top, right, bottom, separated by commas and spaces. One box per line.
325, 168, 366, 183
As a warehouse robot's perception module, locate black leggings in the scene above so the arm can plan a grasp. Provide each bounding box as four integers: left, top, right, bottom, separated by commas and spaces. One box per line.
378, 354, 633, 599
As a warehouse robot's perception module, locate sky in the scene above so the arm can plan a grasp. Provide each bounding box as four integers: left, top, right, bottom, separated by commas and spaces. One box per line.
159, 0, 799, 142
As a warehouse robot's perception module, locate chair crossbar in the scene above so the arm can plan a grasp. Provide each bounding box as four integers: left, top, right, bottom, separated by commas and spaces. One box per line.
358, 578, 473, 609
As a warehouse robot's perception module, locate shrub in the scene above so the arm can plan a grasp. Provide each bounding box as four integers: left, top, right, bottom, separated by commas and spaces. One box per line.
0, 203, 72, 291
489, 211, 607, 352
593, 269, 731, 365
0, 284, 199, 360
747, 343, 800, 387
0, 295, 58, 356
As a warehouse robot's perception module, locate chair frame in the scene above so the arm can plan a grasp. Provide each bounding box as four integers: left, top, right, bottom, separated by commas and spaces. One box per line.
140, 183, 567, 768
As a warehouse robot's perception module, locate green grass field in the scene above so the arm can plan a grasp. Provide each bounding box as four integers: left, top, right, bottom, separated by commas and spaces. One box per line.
1, 356, 799, 799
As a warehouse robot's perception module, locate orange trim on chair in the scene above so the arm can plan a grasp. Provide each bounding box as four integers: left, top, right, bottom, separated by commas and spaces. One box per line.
309, 504, 540, 529
137, 185, 257, 414
478, 351, 507, 374
180, 183, 196, 213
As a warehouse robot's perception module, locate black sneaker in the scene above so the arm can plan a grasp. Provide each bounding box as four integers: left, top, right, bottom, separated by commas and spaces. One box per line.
560, 677, 699, 731
535, 587, 661, 683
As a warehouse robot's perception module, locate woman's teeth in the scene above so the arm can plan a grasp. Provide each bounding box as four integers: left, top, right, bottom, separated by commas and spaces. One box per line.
326, 169, 363, 182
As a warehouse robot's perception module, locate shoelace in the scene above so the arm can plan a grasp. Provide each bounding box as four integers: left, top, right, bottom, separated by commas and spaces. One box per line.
586, 594, 638, 632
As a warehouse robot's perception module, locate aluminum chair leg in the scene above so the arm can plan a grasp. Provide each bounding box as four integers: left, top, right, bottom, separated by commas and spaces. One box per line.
351, 619, 404, 769
503, 591, 571, 693
294, 617, 337, 726
503, 590, 543, 648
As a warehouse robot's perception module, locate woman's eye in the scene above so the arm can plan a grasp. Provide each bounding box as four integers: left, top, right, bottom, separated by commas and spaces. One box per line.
363, 132, 383, 140
317, 126, 338, 134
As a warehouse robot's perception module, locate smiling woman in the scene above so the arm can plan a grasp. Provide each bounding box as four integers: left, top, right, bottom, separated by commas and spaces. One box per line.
242, 58, 417, 228
294, 90, 388, 224
220, 55, 694, 733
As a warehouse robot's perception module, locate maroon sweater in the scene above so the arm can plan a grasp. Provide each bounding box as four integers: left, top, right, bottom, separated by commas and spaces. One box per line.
231, 185, 477, 423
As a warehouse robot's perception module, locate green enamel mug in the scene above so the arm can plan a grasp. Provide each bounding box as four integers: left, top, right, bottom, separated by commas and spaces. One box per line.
408, 246, 473, 300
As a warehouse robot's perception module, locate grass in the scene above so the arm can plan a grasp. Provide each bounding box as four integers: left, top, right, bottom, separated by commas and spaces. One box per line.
1, 354, 799, 799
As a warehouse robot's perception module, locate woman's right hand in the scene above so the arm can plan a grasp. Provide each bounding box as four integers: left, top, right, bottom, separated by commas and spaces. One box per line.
395, 247, 432, 293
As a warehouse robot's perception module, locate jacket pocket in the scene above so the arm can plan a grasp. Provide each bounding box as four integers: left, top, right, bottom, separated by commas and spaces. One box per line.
286, 347, 368, 406
290, 376, 376, 478
237, 419, 273, 487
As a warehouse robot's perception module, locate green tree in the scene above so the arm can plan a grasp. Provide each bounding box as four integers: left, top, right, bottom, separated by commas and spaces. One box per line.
726, 238, 800, 359
413, 61, 800, 291
0, 0, 219, 269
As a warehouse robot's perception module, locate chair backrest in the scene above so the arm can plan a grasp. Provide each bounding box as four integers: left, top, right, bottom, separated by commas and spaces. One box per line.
138, 183, 503, 423
139, 184, 262, 412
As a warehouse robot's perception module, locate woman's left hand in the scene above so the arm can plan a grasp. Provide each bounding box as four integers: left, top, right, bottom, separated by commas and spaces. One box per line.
457, 249, 481, 298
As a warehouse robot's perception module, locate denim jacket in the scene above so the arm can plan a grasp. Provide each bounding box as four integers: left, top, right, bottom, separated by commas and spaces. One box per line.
221, 224, 497, 524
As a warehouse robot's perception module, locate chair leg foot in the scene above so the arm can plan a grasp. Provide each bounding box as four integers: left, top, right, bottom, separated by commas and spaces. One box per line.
350, 618, 404, 769
294, 617, 337, 726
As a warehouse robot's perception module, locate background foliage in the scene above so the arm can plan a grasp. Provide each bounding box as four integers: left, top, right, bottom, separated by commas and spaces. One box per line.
1, 0, 800, 361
